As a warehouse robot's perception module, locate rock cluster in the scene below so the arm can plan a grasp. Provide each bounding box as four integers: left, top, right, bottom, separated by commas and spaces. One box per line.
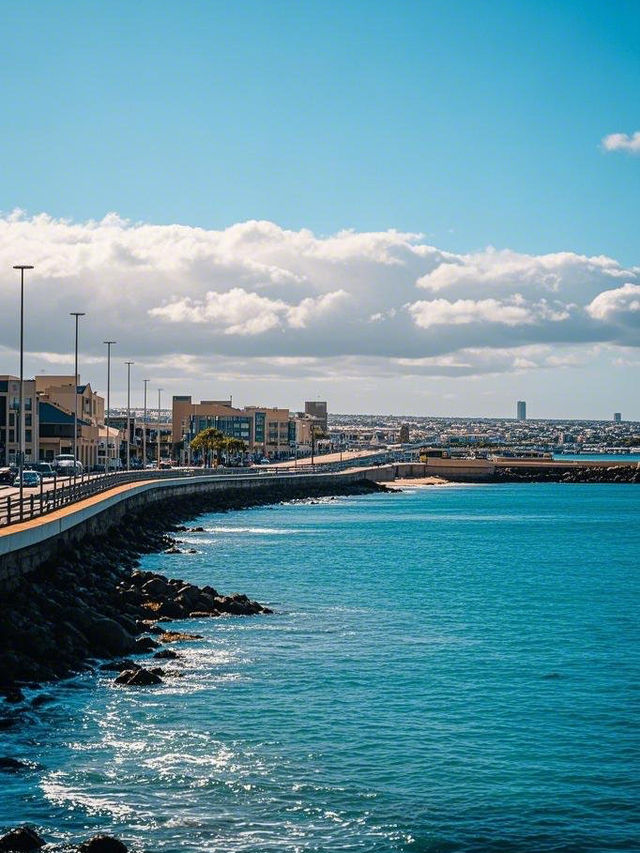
0, 828, 127, 852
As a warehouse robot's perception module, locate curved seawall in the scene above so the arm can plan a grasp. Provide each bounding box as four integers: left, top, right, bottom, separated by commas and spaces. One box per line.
0, 468, 394, 590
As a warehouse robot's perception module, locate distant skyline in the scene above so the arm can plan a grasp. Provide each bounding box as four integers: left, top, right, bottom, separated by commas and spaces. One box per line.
1, 1, 638, 418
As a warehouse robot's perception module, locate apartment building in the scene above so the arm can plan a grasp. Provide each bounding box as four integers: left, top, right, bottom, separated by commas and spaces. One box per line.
244, 406, 291, 458
36, 375, 104, 468
0, 375, 39, 465
173, 396, 294, 460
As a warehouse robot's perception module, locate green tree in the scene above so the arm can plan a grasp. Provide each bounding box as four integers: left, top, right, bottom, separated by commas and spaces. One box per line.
224, 437, 247, 464
190, 427, 226, 467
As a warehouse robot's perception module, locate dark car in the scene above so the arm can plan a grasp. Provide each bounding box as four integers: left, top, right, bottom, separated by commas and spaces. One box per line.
0, 467, 16, 485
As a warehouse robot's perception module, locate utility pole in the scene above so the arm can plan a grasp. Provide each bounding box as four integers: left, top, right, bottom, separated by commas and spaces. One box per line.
103, 341, 116, 470
143, 378, 150, 466
125, 361, 134, 470
70, 312, 86, 478
157, 388, 163, 467
13, 265, 34, 510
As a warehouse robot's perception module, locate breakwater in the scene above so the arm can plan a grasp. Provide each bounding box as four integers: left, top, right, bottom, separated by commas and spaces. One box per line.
423, 457, 639, 483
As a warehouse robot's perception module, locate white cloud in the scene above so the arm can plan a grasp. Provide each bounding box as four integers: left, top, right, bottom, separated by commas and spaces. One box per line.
409, 297, 534, 328
149, 288, 287, 335
602, 132, 640, 154
0, 211, 638, 390
586, 283, 640, 323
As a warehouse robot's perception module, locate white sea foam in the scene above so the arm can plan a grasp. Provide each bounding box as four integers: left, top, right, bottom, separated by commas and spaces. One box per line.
203, 526, 303, 535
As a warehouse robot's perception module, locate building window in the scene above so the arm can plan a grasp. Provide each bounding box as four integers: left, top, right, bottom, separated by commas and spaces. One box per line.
9, 430, 14, 443
25, 414, 32, 427
25, 430, 32, 443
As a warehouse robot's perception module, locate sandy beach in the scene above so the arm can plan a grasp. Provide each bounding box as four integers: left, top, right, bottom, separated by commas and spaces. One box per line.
393, 476, 449, 487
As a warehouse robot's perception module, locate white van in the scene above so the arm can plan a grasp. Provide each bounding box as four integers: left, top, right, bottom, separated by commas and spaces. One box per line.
54, 454, 84, 475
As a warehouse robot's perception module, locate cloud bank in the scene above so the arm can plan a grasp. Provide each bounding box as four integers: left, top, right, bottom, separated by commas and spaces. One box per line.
602, 131, 640, 154
0, 211, 638, 386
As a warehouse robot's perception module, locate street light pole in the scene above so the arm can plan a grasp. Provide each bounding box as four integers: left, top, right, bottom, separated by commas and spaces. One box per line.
70, 312, 85, 478
143, 378, 150, 466
13, 265, 34, 511
103, 341, 116, 471
125, 361, 134, 470
157, 388, 163, 467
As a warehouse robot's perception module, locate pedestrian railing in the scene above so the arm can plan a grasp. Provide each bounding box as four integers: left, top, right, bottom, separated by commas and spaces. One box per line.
0, 455, 393, 529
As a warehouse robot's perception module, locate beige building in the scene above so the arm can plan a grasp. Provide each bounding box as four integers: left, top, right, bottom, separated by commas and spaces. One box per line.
0, 375, 39, 466
172, 396, 234, 445
35, 375, 105, 425
36, 375, 104, 469
173, 396, 293, 460
244, 406, 291, 458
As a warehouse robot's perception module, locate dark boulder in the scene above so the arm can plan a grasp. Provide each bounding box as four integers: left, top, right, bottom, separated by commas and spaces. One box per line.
79, 836, 128, 853
134, 636, 159, 653
153, 649, 179, 660
141, 577, 169, 597
0, 827, 45, 851
3, 688, 24, 704
85, 617, 135, 656
156, 598, 186, 619
0, 757, 28, 772
114, 667, 163, 686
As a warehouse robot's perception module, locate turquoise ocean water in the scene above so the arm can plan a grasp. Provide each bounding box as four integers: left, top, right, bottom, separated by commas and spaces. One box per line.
2, 483, 639, 852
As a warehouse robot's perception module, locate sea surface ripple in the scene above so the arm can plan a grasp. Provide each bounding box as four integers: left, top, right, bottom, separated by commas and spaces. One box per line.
1, 483, 639, 852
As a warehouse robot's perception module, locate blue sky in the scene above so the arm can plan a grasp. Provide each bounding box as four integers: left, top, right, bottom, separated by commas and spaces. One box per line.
1, 1, 638, 417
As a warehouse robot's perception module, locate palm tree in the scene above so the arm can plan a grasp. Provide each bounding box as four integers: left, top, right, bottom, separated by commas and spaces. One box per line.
224, 437, 247, 465
190, 427, 225, 467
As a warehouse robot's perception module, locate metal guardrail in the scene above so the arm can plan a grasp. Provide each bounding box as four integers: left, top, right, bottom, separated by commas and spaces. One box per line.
0, 454, 395, 529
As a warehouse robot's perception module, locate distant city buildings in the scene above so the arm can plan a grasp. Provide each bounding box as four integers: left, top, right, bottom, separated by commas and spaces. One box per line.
517, 401, 527, 421
171, 395, 329, 462
614, 412, 622, 422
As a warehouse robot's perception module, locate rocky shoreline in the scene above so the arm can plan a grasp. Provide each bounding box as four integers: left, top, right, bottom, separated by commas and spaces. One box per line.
0, 478, 386, 701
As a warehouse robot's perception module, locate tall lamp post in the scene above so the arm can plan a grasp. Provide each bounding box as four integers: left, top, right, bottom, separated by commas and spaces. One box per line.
13, 264, 34, 511
70, 312, 85, 479
103, 341, 116, 471
143, 378, 150, 466
125, 361, 134, 470
157, 388, 163, 467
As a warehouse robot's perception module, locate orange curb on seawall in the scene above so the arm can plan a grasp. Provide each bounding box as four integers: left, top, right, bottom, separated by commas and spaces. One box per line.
0, 478, 160, 539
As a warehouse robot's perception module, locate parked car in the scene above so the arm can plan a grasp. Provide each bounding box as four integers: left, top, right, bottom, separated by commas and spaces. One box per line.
0, 467, 16, 485
54, 454, 83, 475
13, 470, 41, 488
28, 462, 56, 478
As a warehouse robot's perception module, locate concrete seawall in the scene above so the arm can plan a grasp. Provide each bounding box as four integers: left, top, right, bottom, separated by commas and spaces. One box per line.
0, 468, 395, 590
